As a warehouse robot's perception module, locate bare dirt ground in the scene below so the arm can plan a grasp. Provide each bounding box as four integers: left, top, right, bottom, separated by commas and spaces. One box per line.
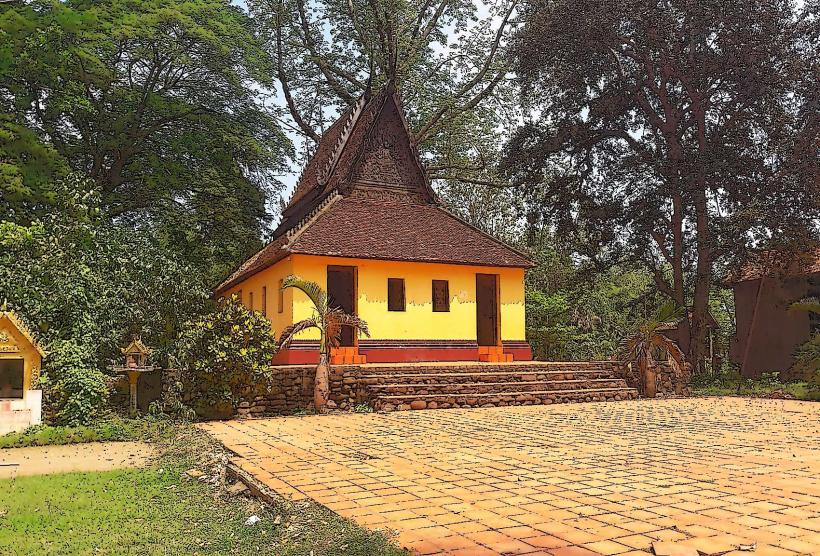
0, 441, 156, 478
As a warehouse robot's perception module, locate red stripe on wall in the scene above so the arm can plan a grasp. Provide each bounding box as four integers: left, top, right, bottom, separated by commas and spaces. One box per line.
271, 340, 532, 364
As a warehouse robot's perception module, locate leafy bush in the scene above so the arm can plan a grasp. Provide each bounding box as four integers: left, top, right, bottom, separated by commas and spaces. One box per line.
42, 340, 108, 426
790, 333, 820, 399
176, 295, 276, 418
690, 363, 819, 401
54, 366, 109, 426
792, 333, 820, 381
0, 175, 210, 373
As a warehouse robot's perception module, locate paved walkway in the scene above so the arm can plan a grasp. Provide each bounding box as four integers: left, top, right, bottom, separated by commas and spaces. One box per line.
202, 398, 820, 556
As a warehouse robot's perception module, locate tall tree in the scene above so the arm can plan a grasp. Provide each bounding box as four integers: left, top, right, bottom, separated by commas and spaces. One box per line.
0, 0, 292, 282
502, 0, 819, 369
249, 0, 521, 188
0, 175, 210, 368
0, 116, 67, 220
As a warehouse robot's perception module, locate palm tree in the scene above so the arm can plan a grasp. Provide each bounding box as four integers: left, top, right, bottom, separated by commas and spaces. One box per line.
619, 302, 687, 398
277, 276, 370, 412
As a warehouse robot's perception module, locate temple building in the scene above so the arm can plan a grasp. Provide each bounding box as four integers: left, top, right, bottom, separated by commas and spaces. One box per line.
215, 84, 533, 364
0, 309, 44, 434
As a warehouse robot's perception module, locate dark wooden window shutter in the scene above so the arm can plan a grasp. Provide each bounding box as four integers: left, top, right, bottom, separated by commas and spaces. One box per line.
388, 278, 406, 311
432, 280, 450, 312
262, 286, 267, 316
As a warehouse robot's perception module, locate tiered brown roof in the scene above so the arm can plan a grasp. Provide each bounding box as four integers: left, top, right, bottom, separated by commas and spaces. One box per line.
215, 84, 533, 295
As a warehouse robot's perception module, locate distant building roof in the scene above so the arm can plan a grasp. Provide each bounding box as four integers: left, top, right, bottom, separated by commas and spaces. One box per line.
215, 84, 533, 295
726, 247, 820, 284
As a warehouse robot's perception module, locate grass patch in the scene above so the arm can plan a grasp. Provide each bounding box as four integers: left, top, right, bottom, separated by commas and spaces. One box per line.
0, 416, 173, 449
0, 425, 406, 555
690, 371, 820, 401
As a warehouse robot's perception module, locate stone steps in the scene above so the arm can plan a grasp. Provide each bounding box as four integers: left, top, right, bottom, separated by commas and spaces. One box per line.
367, 378, 629, 395
353, 360, 639, 412
358, 369, 617, 384
375, 387, 638, 411
352, 361, 615, 375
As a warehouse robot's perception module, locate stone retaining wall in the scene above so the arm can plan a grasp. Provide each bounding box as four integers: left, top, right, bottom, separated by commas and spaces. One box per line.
236, 361, 640, 416
615, 361, 691, 397
235, 366, 316, 416
144, 360, 690, 418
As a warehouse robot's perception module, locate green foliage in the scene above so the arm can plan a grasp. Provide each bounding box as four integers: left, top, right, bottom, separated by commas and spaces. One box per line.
251, 0, 519, 193
522, 234, 662, 360
526, 290, 573, 360
1, 175, 210, 422
279, 275, 370, 355
0, 115, 68, 219
176, 295, 277, 417
691, 366, 819, 402
502, 0, 819, 367
784, 300, 820, 393
42, 340, 108, 426
790, 297, 820, 316
618, 301, 684, 361
0, 0, 292, 282
51, 366, 108, 426
791, 333, 820, 392
0, 175, 210, 367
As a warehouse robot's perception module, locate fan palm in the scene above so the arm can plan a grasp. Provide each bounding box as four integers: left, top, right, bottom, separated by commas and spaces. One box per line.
619, 302, 687, 398
278, 275, 370, 412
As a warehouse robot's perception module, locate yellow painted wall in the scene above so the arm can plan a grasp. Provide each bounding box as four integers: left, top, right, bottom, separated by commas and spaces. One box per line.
223, 256, 294, 338
0, 315, 42, 396
227, 254, 526, 342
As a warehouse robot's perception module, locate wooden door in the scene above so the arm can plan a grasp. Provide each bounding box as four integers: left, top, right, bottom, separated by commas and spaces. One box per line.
327, 265, 357, 347
476, 273, 500, 346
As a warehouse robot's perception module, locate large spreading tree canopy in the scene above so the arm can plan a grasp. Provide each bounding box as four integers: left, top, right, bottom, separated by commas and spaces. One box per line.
0, 0, 292, 282
249, 0, 521, 192
502, 0, 819, 368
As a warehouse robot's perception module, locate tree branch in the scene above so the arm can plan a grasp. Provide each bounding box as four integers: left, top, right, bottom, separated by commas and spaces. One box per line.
414, 0, 517, 143
428, 173, 505, 188
295, 0, 358, 103
276, 0, 320, 142
404, 0, 452, 67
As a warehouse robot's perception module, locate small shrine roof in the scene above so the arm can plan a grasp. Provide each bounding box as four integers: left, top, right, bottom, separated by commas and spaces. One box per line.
0, 308, 47, 357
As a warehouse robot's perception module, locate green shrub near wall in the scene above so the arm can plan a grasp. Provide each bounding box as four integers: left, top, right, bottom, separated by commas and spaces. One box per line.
176, 295, 277, 419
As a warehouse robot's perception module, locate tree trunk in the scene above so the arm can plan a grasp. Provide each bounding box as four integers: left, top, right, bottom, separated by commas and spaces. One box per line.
670, 193, 686, 307
689, 98, 712, 374
314, 352, 331, 412
640, 356, 656, 398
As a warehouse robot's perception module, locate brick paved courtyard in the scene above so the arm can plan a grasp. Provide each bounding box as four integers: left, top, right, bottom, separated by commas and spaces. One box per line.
203, 398, 820, 556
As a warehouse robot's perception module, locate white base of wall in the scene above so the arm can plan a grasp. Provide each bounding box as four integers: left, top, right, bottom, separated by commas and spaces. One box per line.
0, 390, 42, 435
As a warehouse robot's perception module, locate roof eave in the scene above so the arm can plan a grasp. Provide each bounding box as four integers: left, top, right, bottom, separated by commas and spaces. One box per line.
286, 249, 534, 269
